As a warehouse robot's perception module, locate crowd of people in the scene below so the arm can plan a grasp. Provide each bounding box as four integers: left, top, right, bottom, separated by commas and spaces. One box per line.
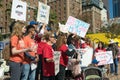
5, 20, 120, 80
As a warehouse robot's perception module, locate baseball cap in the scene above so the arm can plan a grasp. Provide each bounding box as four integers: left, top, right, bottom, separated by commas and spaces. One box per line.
29, 21, 38, 25
92, 58, 99, 64
46, 26, 51, 31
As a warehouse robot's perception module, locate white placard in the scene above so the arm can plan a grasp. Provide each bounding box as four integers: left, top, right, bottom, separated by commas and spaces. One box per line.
59, 23, 68, 33
76, 48, 93, 67
95, 51, 113, 65
66, 16, 90, 38
0, 67, 4, 78
11, 0, 27, 21
54, 51, 61, 75
37, 2, 50, 24
31, 63, 37, 70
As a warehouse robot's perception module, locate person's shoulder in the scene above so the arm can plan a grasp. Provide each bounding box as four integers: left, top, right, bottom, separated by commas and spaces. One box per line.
11, 35, 18, 40
44, 43, 51, 48
23, 35, 31, 42
61, 44, 67, 48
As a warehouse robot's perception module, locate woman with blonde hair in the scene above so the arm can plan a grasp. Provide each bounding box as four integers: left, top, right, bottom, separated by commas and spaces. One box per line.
9, 21, 31, 80
42, 32, 57, 80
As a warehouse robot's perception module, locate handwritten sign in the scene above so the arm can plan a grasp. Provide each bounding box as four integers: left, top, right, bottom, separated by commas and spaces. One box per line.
66, 16, 90, 38
37, 2, 50, 24
76, 48, 93, 67
59, 23, 68, 33
95, 51, 113, 65
11, 0, 27, 21
54, 51, 61, 75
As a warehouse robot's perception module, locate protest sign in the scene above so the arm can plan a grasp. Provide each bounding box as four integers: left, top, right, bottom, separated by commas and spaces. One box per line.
76, 48, 93, 67
66, 16, 90, 38
37, 2, 50, 24
0, 67, 4, 78
59, 23, 68, 33
54, 51, 61, 75
11, 0, 27, 21
95, 51, 113, 65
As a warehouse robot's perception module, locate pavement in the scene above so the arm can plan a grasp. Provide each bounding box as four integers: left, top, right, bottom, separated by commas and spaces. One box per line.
1, 64, 120, 80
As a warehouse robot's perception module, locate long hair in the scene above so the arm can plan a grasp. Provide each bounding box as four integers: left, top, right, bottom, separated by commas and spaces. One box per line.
97, 41, 104, 49
55, 33, 67, 50
11, 21, 25, 40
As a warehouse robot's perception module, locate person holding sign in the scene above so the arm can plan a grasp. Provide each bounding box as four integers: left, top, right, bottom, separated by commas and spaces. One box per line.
42, 32, 56, 80
94, 41, 106, 68
106, 39, 119, 75
55, 33, 76, 80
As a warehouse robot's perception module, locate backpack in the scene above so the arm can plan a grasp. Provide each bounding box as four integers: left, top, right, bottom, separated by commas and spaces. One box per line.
2, 43, 11, 61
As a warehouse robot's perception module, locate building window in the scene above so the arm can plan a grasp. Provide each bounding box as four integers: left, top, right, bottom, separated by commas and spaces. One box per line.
1, 18, 3, 21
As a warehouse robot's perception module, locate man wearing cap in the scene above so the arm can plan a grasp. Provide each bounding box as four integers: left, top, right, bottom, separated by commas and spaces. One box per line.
29, 21, 38, 32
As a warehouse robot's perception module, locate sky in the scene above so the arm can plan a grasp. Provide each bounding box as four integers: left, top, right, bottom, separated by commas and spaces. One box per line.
109, 0, 113, 18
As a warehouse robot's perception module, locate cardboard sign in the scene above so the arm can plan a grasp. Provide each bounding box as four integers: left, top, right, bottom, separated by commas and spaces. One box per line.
59, 23, 68, 33
95, 51, 113, 65
11, 0, 27, 21
54, 51, 61, 75
37, 2, 50, 24
66, 16, 90, 38
76, 48, 93, 67
0, 67, 4, 78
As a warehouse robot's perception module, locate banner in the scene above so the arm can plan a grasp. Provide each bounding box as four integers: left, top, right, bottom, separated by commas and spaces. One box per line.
37, 2, 50, 24
76, 48, 93, 67
59, 23, 68, 33
66, 16, 90, 38
54, 51, 61, 75
95, 51, 113, 65
11, 0, 27, 21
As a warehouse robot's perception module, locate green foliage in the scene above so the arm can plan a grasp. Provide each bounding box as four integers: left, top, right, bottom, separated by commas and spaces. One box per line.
49, 10, 57, 24
0, 0, 2, 7
33, 7, 38, 20
100, 26, 108, 33
104, 23, 120, 39
61, 20, 66, 24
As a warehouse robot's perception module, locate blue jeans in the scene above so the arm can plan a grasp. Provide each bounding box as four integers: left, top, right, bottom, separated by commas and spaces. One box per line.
9, 61, 22, 80
110, 58, 118, 74
21, 64, 36, 80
